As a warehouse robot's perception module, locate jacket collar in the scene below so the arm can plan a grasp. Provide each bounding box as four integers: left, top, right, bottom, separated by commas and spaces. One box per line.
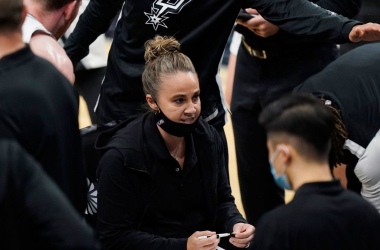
295, 180, 344, 197
144, 114, 198, 167
144, 114, 172, 160
96, 113, 214, 177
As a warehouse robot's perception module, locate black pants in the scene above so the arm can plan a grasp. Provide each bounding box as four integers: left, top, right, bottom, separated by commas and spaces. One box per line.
231, 42, 339, 225
74, 67, 106, 123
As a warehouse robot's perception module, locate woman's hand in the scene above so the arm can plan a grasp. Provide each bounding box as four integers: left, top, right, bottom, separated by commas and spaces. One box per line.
229, 223, 255, 248
187, 231, 220, 250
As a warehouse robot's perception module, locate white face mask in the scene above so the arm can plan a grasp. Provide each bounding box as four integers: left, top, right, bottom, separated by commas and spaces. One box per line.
269, 147, 292, 190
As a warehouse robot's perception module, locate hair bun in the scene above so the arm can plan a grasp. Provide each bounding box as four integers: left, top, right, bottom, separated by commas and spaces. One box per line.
144, 36, 181, 63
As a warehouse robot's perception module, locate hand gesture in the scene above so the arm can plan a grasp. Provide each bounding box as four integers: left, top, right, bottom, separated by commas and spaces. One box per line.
236, 8, 280, 38
187, 231, 220, 250
349, 23, 380, 42
229, 223, 255, 248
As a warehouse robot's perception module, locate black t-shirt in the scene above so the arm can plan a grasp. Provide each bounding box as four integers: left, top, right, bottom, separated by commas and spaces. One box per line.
252, 181, 380, 250
65, 0, 360, 127
0, 46, 86, 214
295, 43, 380, 159
294, 43, 380, 192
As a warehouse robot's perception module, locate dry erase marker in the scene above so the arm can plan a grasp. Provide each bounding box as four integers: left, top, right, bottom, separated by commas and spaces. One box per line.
197, 233, 233, 239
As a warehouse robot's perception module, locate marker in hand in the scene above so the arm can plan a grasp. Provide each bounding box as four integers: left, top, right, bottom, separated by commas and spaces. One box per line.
197, 233, 236, 239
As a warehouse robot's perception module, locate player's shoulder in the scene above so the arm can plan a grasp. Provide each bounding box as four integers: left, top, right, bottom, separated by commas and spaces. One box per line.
29, 34, 74, 82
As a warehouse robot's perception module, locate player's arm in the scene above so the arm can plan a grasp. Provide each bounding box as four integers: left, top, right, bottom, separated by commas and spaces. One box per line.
29, 33, 75, 84
315, 0, 362, 18
238, 0, 363, 38
64, 0, 124, 68
245, 0, 379, 44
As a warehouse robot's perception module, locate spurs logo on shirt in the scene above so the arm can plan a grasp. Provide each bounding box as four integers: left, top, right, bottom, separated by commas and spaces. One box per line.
145, 0, 192, 30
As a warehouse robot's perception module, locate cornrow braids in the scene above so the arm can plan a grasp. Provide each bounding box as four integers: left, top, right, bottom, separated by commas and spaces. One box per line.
321, 98, 348, 167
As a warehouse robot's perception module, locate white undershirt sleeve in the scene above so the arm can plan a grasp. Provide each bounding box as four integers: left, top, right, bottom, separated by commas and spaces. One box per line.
354, 129, 380, 213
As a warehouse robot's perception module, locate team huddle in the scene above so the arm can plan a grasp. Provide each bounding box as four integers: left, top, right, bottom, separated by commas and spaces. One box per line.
1, 0, 380, 250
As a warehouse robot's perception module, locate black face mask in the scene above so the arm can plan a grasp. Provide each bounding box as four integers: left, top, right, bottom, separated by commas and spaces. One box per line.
153, 108, 199, 137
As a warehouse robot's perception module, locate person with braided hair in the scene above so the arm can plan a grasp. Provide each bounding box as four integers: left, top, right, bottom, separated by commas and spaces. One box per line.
95, 36, 254, 250
294, 43, 380, 212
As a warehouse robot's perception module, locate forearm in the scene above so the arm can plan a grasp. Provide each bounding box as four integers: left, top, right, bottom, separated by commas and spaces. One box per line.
314, 0, 362, 18
248, 0, 361, 43
64, 0, 124, 67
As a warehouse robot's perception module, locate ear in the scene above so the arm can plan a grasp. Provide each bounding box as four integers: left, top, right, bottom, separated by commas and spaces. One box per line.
22, 5, 27, 24
277, 144, 291, 165
146, 94, 158, 112
63, 0, 79, 21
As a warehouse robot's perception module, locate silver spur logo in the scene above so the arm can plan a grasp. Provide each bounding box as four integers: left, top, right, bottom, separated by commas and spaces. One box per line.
145, 0, 192, 31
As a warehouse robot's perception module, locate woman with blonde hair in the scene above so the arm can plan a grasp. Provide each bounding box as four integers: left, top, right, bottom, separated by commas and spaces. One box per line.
96, 36, 254, 250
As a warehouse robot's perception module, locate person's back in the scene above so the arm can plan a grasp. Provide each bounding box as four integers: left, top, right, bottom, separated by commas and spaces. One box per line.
254, 181, 380, 249
294, 44, 380, 207
294, 43, 380, 150
0, 139, 99, 250
0, 0, 86, 214
251, 94, 380, 250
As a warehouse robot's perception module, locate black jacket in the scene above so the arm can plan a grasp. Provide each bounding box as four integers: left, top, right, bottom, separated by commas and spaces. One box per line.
0, 140, 100, 250
65, 0, 360, 127
95, 114, 245, 249
236, 0, 362, 54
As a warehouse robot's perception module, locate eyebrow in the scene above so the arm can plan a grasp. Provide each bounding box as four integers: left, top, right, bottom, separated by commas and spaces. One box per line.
171, 90, 200, 99
171, 94, 186, 99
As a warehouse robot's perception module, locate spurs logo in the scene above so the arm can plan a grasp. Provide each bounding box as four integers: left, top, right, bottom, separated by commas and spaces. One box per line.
145, 0, 192, 30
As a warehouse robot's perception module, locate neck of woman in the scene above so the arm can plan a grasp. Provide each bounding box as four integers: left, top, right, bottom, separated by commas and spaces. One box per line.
157, 125, 185, 153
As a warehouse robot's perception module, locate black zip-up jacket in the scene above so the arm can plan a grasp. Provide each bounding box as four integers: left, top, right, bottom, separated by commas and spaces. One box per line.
95, 114, 246, 249
65, 0, 360, 127
236, 0, 362, 54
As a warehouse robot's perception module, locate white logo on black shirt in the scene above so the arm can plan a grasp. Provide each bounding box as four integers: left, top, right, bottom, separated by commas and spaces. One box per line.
145, 0, 192, 30
310, 2, 337, 16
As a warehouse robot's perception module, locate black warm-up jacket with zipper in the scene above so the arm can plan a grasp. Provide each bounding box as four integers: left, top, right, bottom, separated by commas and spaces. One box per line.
95, 114, 246, 250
